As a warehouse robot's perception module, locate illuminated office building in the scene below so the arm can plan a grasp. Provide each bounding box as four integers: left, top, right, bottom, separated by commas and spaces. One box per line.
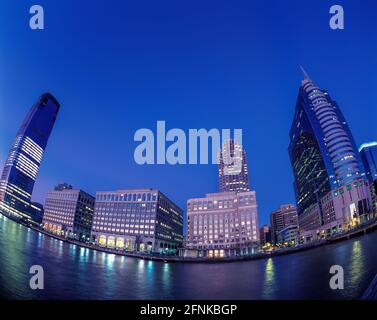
42, 184, 95, 241
185, 191, 259, 258
218, 140, 250, 193
91, 189, 183, 253
359, 142, 377, 215
270, 204, 298, 244
0, 93, 60, 224
289, 68, 372, 242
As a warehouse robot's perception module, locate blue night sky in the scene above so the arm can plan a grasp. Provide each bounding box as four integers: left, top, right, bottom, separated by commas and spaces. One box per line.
0, 0, 376, 228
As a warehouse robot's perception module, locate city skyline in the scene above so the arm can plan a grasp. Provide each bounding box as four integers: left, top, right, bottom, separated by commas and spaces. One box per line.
1, 1, 376, 227
0, 72, 374, 230
0, 68, 375, 228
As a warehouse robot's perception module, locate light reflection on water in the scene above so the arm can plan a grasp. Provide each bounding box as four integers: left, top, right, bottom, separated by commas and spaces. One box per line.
348, 241, 364, 291
0, 216, 376, 300
262, 258, 276, 298
106, 254, 116, 269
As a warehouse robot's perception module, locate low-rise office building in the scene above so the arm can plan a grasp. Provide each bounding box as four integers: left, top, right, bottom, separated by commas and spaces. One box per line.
278, 225, 298, 246
91, 189, 183, 254
42, 184, 95, 241
299, 180, 372, 242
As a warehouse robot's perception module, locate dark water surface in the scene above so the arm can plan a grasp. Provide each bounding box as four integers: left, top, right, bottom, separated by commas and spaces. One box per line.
0, 214, 376, 300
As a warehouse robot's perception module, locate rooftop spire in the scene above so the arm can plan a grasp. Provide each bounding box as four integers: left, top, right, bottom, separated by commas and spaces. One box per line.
300, 66, 310, 80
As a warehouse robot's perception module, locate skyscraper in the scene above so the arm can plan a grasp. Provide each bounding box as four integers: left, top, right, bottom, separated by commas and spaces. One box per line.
359, 142, 377, 184
218, 139, 250, 193
289, 68, 372, 242
359, 142, 377, 214
0, 93, 60, 223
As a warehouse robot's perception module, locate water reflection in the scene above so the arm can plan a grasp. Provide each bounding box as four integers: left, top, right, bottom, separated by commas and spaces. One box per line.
0, 216, 376, 300
69, 244, 77, 256
163, 262, 170, 278
137, 259, 145, 272
262, 258, 276, 299
106, 254, 116, 269
161, 262, 171, 296
348, 241, 364, 292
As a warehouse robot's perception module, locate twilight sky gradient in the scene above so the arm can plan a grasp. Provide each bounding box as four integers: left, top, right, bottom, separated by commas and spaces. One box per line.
0, 0, 376, 227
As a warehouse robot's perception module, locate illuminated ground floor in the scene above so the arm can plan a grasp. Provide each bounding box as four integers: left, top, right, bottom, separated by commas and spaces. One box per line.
0, 200, 40, 226
180, 244, 259, 258
91, 232, 181, 254
43, 222, 91, 242
299, 213, 377, 243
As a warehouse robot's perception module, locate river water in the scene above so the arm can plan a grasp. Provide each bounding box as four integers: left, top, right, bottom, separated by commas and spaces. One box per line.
0, 214, 376, 300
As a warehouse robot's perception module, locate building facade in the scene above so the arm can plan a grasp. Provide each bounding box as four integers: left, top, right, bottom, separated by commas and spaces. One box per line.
91, 189, 183, 254
270, 204, 298, 244
42, 184, 95, 241
360, 142, 377, 215
288, 68, 372, 242
259, 225, 272, 246
278, 225, 298, 245
218, 140, 250, 193
0, 93, 60, 224
185, 191, 259, 258
29, 202, 44, 224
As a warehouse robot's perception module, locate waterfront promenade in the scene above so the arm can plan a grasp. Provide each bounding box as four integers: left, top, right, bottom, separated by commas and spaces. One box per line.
3, 212, 377, 263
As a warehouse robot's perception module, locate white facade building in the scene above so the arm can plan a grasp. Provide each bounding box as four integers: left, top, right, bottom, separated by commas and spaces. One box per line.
185, 191, 259, 258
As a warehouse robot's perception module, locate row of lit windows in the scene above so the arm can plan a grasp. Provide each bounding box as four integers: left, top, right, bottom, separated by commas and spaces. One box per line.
43, 217, 73, 225
96, 192, 158, 202
93, 227, 154, 235
93, 222, 155, 228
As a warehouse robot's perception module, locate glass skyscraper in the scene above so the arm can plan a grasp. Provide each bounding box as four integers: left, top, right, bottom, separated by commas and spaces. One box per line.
289, 68, 372, 242
359, 142, 377, 184
0, 93, 60, 223
359, 141, 377, 214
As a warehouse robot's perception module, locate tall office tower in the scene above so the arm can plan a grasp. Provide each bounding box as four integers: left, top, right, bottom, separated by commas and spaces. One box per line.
0, 93, 60, 223
270, 204, 298, 244
359, 142, 377, 215
42, 184, 95, 241
289, 68, 372, 242
185, 191, 259, 258
91, 189, 184, 253
218, 139, 250, 192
